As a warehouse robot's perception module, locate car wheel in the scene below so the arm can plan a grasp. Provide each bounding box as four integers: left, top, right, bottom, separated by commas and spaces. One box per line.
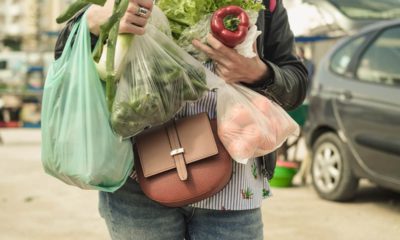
311, 132, 359, 201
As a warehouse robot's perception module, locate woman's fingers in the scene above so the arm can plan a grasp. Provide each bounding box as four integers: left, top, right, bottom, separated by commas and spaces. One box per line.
123, 13, 148, 27
192, 39, 217, 59
206, 34, 235, 58
193, 34, 267, 84
193, 38, 233, 82
192, 38, 232, 67
126, 2, 152, 19
120, 22, 146, 35
120, 0, 153, 35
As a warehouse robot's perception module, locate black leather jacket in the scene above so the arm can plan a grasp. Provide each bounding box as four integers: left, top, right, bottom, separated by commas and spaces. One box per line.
54, 0, 308, 179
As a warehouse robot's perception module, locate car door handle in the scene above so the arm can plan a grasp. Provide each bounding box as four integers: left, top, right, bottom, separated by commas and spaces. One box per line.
339, 91, 353, 101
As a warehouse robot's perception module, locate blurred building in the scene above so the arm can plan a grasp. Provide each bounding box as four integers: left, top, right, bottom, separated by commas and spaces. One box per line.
39, 0, 73, 51
0, 0, 71, 52
0, 0, 38, 51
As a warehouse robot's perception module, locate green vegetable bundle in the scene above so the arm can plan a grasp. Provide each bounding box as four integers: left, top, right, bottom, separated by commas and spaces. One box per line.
111, 23, 208, 138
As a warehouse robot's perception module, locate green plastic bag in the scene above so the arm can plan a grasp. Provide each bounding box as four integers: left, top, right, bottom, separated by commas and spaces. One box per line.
41, 14, 133, 192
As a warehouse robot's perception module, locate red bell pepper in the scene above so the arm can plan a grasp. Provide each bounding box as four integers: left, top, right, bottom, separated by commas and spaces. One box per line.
210, 6, 250, 48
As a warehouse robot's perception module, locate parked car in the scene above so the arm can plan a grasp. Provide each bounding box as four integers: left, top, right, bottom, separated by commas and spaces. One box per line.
304, 19, 400, 201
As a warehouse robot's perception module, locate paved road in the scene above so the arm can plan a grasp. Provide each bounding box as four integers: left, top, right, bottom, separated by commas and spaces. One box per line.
1, 129, 399, 240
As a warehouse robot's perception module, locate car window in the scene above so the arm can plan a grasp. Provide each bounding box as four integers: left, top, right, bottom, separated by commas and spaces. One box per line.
331, 36, 367, 75
357, 27, 400, 87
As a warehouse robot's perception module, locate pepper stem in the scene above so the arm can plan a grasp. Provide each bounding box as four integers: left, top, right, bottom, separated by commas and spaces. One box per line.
223, 15, 241, 32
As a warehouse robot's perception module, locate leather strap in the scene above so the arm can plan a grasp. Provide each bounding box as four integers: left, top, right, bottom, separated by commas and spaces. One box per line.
166, 122, 188, 181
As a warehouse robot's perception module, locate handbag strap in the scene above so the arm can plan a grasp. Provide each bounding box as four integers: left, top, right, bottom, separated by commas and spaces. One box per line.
166, 122, 188, 181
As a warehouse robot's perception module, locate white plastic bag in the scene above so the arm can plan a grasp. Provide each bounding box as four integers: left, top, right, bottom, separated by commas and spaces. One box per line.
234, 24, 261, 58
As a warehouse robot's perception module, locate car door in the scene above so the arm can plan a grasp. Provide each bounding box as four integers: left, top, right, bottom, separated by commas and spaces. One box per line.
333, 25, 400, 185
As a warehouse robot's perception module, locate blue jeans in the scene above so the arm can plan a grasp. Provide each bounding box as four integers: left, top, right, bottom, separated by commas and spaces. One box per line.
99, 178, 264, 240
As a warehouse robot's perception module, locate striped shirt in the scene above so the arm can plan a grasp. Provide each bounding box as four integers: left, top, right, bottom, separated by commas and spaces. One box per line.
177, 62, 271, 210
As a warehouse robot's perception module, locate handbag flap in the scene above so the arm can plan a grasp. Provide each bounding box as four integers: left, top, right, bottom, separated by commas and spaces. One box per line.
136, 113, 219, 178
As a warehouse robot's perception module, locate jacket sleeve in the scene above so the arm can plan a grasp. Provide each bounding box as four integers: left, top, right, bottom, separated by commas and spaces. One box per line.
250, 0, 308, 111
54, 8, 98, 60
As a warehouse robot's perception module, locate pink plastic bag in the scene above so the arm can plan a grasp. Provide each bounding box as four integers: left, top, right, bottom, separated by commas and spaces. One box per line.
214, 82, 300, 164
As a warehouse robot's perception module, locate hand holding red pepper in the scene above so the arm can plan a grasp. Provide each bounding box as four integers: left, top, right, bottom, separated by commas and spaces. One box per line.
192, 34, 269, 85
210, 5, 249, 48
192, 5, 270, 85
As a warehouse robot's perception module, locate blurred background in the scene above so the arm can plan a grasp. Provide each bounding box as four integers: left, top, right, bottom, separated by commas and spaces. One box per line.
0, 0, 399, 239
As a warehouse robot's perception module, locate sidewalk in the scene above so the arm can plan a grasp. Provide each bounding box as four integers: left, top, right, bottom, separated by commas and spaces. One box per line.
0, 129, 108, 240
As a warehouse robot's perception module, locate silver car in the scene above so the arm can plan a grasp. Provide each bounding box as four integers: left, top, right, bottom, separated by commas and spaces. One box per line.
304, 19, 400, 201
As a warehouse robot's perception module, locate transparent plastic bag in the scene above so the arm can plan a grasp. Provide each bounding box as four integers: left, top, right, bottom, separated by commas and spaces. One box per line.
111, 23, 208, 138
206, 71, 300, 164
95, 6, 172, 82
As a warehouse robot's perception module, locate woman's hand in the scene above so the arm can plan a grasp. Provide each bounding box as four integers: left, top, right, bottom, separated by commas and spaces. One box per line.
192, 34, 270, 84
87, 0, 153, 36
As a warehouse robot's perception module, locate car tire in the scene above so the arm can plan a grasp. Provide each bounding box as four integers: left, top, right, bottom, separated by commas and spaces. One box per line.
311, 132, 359, 201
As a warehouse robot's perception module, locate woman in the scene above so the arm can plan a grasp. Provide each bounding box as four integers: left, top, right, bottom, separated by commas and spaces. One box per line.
55, 0, 308, 239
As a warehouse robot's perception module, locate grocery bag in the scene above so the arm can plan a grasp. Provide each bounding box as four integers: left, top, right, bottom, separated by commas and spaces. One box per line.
41, 13, 133, 192
203, 65, 299, 164
215, 82, 300, 164
111, 23, 208, 139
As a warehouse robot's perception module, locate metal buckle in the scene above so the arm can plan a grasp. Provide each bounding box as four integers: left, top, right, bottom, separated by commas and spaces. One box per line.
170, 148, 185, 156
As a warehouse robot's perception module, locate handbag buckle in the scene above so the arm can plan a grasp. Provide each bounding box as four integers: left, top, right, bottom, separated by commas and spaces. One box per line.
170, 148, 185, 156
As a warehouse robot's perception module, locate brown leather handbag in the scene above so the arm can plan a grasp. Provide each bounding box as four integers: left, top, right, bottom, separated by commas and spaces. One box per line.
134, 112, 232, 207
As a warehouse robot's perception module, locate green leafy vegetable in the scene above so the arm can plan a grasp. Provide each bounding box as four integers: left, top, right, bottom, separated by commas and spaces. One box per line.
157, 0, 217, 39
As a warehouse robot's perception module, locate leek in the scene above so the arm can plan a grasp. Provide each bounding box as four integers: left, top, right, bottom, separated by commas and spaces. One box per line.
95, 34, 133, 82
